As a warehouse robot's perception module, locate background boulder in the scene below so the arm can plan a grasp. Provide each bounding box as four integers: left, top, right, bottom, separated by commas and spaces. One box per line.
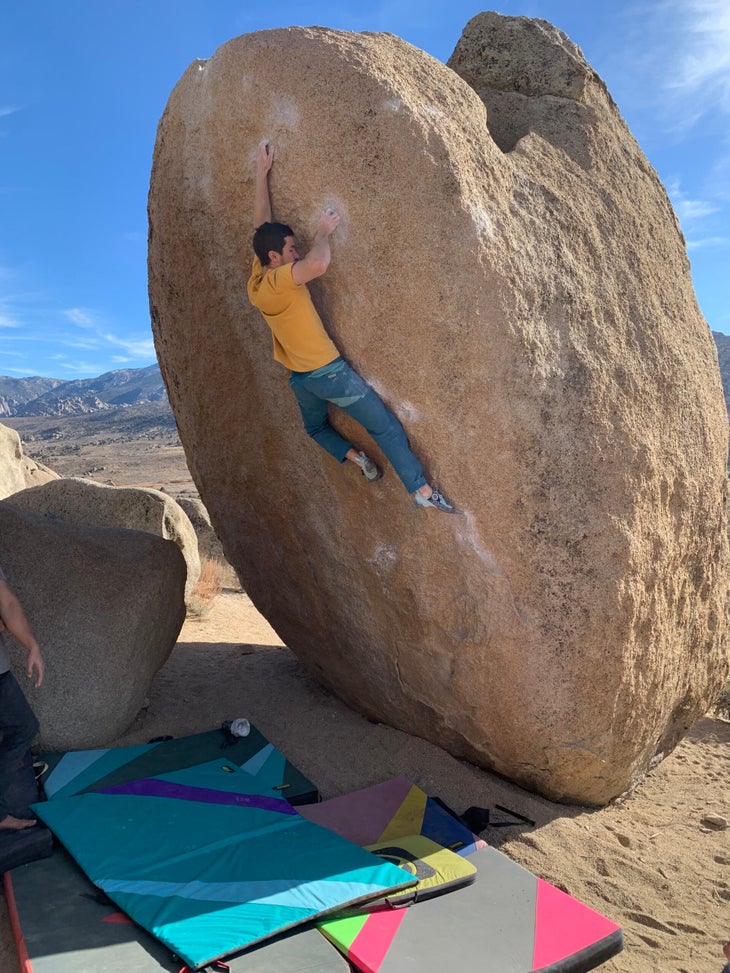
175, 495, 227, 564
0, 423, 27, 499
147, 21, 729, 804
0, 502, 186, 750
9, 477, 200, 602
0, 422, 60, 499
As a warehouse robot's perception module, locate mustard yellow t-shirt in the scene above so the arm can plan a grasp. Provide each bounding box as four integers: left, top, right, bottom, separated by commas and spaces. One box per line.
247, 256, 339, 372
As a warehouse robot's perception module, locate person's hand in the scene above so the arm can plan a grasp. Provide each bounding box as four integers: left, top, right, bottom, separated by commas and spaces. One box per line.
26, 644, 44, 688
257, 138, 274, 176
317, 207, 340, 236
723, 938, 730, 962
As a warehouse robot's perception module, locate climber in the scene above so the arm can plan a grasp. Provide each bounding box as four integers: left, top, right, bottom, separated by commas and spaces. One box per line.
247, 138, 454, 513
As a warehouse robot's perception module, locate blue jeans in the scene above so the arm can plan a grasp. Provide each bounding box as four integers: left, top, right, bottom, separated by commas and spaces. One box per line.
0, 671, 39, 820
289, 358, 427, 494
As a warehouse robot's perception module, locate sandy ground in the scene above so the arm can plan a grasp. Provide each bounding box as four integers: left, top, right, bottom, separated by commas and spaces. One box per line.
1, 588, 728, 973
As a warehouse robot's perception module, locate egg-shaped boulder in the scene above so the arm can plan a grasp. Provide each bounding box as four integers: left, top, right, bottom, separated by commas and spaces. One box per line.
147, 21, 729, 804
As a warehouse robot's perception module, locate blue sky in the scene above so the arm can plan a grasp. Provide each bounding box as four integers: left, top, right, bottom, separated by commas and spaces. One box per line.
2, 0, 729, 379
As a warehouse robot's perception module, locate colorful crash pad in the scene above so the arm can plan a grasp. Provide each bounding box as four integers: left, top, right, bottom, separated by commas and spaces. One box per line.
298, 776, 485, 854
38, 725, 318, 805
342, 835, 477, 910
4, 847, 350, 973
320, 846, 623, 973
32, 759, 417, 970
300, 781, 622, 973
319, 834, 478, 956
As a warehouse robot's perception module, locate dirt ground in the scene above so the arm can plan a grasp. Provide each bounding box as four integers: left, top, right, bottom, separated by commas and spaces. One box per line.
1, 588, 727, 973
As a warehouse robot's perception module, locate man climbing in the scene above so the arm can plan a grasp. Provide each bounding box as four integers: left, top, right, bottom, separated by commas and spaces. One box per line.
0, 566, 43, 831
247, 138, 454, 513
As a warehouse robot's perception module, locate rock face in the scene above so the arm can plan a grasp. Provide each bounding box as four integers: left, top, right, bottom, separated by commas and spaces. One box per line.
0, 502, 186, 750
0, 422, 60, 497
8, 478, 201, 601
21, 456, 59, 490
0, 423, 27, 499
148, 20, 729, 804
175, 496, 227, 564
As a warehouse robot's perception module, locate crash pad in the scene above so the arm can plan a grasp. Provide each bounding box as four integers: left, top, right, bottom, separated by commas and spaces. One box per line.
32, 759, 416, 970
299, 781, 622, 973
4, 847, 350, 973
320, 846, 623, 973
0, 824, 53, 874
298, 776, 485, 854
38, 725, 318, 806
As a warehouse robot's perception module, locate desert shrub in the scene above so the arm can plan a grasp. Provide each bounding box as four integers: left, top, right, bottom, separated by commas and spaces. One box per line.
186, 556, 224, 619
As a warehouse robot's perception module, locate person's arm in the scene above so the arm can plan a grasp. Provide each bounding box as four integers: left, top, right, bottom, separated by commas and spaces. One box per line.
253, 138, 274, 229
291, 208, 341, 285
0, 580, 44, 688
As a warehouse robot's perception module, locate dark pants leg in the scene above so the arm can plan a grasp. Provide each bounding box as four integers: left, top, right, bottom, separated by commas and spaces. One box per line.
0, 671, 39, 819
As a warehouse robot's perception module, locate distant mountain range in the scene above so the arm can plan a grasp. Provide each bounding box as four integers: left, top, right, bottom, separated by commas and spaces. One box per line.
0, 364, 168, 417
2, 334, 730, 419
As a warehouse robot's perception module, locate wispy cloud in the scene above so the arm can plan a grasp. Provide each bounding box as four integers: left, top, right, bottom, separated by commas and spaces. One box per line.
60, 338, 103, 351
0, 286, 156, 378
611, 0, 730, 136
687, 235, 730, 250
0, 106, 20, 119
664, 175, 728, 249
49, 355, 108, 374
102, 332, 155, 357
60, 308, 155, 359
622, 4, 730, 259
664, 0, 730, 114
665, 177, 717, 223
63, 307, 96, 327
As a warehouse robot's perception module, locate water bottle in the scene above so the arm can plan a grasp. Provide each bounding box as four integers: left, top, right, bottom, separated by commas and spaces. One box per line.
221, 717, 250, 738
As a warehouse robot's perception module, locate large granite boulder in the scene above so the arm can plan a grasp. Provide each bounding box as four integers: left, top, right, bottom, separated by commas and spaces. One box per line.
0, 502, 186, 749
9, 478, 201, 602
147, 21, 729, 804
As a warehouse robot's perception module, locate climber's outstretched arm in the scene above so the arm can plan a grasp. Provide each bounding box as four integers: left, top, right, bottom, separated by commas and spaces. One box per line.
253, 138, 273, 229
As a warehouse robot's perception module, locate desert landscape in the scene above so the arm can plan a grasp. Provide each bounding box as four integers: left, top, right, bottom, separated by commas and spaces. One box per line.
0, 407, 728, 973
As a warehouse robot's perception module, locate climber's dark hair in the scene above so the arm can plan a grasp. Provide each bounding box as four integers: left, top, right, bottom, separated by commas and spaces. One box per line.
253, 221, 294, 265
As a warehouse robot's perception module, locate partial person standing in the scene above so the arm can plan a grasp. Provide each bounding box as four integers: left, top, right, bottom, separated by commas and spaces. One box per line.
0, 565, 43, 831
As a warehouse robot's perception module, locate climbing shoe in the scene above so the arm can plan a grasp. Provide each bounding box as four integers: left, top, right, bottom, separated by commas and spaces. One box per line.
354, 451, 383, 482
413, 488, 456, 513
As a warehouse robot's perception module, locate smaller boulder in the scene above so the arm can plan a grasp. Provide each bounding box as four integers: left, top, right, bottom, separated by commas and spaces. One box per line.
0, 423, 26, 499
0, 502, 187, 750
8, 478, 201, 601
175, 496, 224, 561
22, 456, 59, 490
175, 495, 240, 591
0, 422, 60, 496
